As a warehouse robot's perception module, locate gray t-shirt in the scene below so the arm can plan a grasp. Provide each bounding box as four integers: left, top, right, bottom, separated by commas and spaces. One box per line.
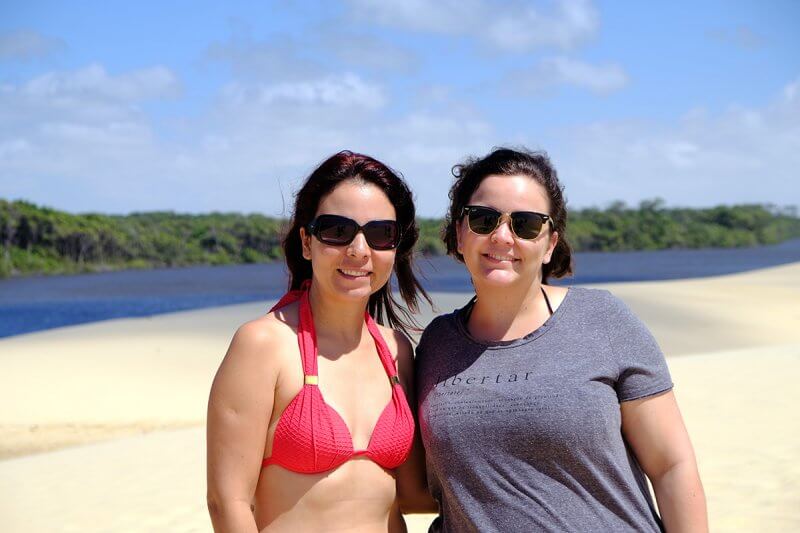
415, 287, 672, 533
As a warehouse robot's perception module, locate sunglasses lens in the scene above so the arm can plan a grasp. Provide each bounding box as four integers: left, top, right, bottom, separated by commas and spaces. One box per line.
511, 213, 545, 239
312, 216, 399, 250
467, 207, 501, 234
466, 206, 547, 240
363, 221, 399, 250
315, 216, 357, 245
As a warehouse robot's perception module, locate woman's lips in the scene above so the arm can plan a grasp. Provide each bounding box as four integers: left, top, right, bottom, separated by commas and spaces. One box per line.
337, 268, 371, 279
482, 253, 517, 263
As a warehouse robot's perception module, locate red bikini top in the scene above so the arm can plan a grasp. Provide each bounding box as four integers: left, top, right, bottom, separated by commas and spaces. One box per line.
261, 282, 415, 474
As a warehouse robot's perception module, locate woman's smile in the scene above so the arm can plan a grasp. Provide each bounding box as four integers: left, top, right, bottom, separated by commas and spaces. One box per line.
337, 268, 372, 279
482, 252, 518, 264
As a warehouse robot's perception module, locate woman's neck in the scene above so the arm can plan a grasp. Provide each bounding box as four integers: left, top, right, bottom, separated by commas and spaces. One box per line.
468, 278, 550, 342
308, 283, 369, 350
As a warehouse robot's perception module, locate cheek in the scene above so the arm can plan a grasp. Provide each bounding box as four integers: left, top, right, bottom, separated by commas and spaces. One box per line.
309, 242, 341, 263
370, 251, 397, 283
375, 251, 396, 271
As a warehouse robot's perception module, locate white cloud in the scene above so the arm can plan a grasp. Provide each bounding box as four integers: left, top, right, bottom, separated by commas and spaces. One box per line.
0, 63, 493, 217
220, 74, 386, 109
323, 33, 418, 73
0, 64, 180, 144
39, 121, 153, 147
483, 0, 599, 52
22, 63, 180, 102
344, 0, 483, 34
0, 64, 180, 187
552, 77, 800, 208
207, 26, 419, 80
0, 29, 65, 60
345, 0, 599, 51
508, 56, 628, 94
783, 79, 800, 103
0, 64, 179, 206
6, 57, 796, 220
0, 139, 32, 159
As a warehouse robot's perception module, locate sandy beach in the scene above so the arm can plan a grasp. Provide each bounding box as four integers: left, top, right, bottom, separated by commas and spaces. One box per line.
1, 262, 798, 532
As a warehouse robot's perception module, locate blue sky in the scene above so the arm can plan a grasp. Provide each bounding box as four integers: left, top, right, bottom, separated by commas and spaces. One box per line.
1, 0, 798, 216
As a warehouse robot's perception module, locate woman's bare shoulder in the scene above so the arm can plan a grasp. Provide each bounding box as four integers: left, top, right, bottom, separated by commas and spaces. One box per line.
222, 301, 301, 374
376, 324, 413, 364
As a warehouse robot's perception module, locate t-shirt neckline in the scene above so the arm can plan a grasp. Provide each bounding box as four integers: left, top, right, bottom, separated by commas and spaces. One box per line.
454, 286, 574, 349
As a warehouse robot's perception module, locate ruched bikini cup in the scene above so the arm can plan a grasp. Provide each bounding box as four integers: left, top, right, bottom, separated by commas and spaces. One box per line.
261, 283, 415, 474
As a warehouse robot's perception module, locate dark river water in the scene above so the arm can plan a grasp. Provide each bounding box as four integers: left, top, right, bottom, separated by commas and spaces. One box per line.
1, 239, 798, 338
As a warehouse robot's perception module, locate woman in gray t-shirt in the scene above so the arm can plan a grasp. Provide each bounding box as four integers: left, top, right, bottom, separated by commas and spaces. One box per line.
415, 147, 707, 532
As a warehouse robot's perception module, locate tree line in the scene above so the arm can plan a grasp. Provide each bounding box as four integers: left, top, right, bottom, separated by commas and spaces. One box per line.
2, 198, 799, 278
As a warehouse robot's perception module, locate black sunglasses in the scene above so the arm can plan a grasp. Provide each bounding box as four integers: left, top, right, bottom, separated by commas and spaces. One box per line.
307, 214, 401, 251
462, 205, 553, 240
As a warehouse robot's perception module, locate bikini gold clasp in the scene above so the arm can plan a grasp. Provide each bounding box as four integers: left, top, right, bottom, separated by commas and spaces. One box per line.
304, 375, 319, 385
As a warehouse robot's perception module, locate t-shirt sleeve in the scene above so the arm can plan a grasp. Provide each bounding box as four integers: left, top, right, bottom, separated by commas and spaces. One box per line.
603, 291, 673, 402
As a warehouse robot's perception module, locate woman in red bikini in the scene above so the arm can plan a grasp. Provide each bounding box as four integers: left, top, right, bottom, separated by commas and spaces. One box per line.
206, 151, 436, 531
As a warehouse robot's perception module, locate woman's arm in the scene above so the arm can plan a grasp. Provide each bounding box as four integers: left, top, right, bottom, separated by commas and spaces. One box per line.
206, 320, 280, 532
621, 390, 708, 533
391, 330, 439, 514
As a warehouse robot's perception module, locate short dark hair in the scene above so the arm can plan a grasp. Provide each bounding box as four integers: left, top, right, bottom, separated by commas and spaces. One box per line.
442, 147, 573, 282
282, 150, 430, 334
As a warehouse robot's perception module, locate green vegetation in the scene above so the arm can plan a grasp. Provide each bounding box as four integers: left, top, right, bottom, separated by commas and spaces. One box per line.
0, 200, 284, 278
2, 198, 799, 278
567, 199, 800, 251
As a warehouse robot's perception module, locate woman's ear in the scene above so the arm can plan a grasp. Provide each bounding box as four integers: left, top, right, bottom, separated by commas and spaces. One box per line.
543, 230, 559, 264
299, 227, 312, 261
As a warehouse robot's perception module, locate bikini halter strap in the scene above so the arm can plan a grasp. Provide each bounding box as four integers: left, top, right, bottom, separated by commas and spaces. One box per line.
269, 280, 399, 384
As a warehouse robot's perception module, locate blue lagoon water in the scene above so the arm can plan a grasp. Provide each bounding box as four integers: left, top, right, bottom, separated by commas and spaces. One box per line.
1, 239, 799, 338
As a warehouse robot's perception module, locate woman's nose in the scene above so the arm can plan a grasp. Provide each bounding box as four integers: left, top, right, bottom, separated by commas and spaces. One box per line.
347, 231, 370, 256
491, 216, 515, 244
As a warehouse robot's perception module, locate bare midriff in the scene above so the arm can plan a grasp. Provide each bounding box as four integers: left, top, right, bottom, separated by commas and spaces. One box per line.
254, 458, 404, 532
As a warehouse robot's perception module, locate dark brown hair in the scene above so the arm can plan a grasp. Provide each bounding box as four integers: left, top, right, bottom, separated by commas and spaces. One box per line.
282, 150, 430, 334
442, 147, 573, 282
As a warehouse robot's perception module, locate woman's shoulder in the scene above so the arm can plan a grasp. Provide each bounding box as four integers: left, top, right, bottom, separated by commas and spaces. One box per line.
212, 313, 296, 402
562, 287, 650, 335
427, 311, 459, 329
239, 298, 298, 337
417, 308, 464, 348
375, 323, 413, 362
224, 301, 300, 370
558, 285, 622, 310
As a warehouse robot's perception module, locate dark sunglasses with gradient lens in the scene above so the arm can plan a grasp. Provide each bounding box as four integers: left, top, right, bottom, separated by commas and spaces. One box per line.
307, 214, 401, 250
462, 205, 553, 240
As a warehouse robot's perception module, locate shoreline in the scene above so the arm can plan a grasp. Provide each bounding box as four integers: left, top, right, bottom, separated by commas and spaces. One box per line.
2, 235, 799, 279
3, 241, 800, 339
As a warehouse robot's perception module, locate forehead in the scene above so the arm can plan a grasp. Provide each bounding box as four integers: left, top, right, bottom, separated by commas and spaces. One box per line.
316, 180, 396, 222
469, 174, 550, 212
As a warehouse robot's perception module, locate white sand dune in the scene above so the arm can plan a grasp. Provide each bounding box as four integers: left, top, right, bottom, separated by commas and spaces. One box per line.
1, 262, 799, 532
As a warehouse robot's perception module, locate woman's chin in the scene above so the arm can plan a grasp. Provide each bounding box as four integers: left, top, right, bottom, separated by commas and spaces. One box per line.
329, 273, 382, 299
331, 283, 372, 300
472, 268, 523, 287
